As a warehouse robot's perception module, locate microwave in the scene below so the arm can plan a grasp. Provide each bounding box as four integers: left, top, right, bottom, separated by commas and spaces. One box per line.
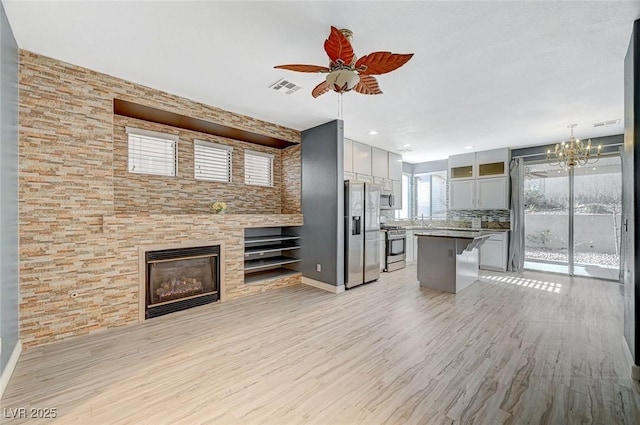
380, 191, 396, 209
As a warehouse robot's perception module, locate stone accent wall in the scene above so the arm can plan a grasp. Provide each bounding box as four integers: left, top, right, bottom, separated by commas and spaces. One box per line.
113, 116, 284, 214
19, 50, 303, 348
281, 144, 301, 214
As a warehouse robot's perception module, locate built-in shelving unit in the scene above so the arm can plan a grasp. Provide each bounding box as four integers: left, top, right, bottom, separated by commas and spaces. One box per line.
244, 227, 301, 284
114, 99, 297, 149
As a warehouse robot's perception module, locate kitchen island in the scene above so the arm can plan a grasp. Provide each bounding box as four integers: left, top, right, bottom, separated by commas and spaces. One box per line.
415, 230, 490, 293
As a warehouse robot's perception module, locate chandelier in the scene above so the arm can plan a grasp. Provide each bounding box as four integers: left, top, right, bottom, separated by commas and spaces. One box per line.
546, 124, 601, 168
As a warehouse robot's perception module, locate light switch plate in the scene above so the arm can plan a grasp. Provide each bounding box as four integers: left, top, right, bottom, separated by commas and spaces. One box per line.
471, 218, 481, 229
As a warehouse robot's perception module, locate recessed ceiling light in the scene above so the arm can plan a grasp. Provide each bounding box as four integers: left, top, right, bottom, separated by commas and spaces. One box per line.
464, 145, 475, 150
403, 143, 411, 147
368, 130, 379, 135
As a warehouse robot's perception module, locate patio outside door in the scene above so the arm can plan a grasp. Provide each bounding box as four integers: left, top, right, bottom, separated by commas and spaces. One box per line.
524, 156, 622, 280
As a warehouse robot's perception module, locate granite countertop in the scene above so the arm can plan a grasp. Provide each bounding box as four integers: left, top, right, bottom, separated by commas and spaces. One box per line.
406, 226, 510, 234
414, 229, 493, 239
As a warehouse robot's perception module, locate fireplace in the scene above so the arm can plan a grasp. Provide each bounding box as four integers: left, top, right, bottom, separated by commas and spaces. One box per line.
145, 245, 220, 318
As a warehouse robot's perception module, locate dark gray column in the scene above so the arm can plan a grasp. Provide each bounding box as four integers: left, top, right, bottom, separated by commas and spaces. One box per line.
622, 18, 640, 380
0, 0, 21, 378
299, 120, 345, 288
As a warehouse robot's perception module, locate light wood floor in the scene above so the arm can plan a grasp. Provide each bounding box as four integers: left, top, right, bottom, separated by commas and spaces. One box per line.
2, 266, 639, 425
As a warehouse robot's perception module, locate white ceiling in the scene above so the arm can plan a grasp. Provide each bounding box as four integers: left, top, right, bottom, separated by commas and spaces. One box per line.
3, 1, 639, 163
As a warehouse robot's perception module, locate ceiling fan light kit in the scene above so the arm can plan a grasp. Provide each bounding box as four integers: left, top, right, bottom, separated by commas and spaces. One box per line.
275, 26, 414, 98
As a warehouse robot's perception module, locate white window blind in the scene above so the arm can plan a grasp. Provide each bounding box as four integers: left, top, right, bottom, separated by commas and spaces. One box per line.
395, 174, 410, 219
126, 127, 177, 177
194, 140, 232, 182
431, 171, 447, 218
415, 174, 432, 218
415, 171, 448, 218
245, 150, 274, 187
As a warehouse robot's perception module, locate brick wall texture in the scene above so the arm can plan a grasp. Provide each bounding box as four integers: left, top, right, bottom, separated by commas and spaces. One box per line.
19, 50, 303, 348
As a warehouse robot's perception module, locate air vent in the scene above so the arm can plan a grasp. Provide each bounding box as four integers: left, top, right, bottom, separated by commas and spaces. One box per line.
593, 119, 620, 127
269, 78, 302, 95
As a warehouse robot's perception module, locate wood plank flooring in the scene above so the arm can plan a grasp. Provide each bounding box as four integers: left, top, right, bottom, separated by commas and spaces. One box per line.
2, 266, 639, 424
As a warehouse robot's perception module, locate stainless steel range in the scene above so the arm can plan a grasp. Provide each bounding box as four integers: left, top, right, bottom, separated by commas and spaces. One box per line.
381, 225, 406, 272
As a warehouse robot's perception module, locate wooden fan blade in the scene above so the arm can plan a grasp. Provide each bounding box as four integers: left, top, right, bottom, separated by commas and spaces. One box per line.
354, 75, 382, 95
274, 64, 330, 73
355, 52, 414, 75
311, 81, 331, 98
323, 26, 355, 65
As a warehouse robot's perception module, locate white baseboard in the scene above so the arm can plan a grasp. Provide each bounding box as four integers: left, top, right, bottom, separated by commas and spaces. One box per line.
0, 340, 22, 399
302, 277, 345, 294
632, 363, 640, 381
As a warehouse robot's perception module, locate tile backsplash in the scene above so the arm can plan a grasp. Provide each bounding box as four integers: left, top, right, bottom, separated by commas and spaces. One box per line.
382, 209, 510, 230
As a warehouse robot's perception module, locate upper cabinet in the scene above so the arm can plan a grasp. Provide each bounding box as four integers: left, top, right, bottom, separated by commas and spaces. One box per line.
388, 152, 403, 181
352, 141, 372, 175
371, 147, 389, 178
475, 148, 509, 178
448, 148, 510, 210
344, 138, 354, 173
449, 148, 509, 180
449, 152, 475, 179
344, 139, 403, 183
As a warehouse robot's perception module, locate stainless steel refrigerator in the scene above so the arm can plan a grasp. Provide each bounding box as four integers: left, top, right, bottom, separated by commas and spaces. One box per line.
345, 181, 381, 289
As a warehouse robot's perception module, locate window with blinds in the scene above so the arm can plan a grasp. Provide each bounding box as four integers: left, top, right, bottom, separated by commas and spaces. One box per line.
415, 170, 448, 218
194, 140, 232, 182
395, 174, 411, 219
244, 150, 274, 187
126, 127, 177, 177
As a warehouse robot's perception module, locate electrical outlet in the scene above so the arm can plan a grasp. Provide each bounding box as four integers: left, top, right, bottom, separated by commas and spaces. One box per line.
316, 264, 322, 272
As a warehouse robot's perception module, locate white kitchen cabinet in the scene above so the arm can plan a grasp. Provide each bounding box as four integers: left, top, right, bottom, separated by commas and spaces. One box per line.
379, 231, 386, 271
344, 138, 354, 173
373, 177, 393, 192
372, 147, 389, 178
405, 230, 414, 264
449, 152, 475, 179
392, 180, 403, 209
480, 232, 509, 271
356, 173, 373, 183
352, 141, 372, 175
388, 152, 403, 181
449, 179, 475, 210
450, 177, 509, 210
476, 177, 509, 209
449, 148, 509, 180
476, 148, 509, 178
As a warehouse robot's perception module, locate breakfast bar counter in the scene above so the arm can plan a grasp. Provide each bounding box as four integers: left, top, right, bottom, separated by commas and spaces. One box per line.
415, 230, 490, 293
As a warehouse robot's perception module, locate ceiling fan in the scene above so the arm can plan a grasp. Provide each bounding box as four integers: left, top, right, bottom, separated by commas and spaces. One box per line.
274, 26, 414, 98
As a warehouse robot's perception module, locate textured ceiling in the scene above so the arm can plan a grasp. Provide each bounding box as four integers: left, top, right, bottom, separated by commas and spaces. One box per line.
3, 1, 639, 163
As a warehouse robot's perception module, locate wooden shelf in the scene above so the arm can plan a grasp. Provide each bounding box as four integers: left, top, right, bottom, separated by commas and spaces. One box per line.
114, 99, 297, 149
244, 256, 301, 271
244, 243, 300, 256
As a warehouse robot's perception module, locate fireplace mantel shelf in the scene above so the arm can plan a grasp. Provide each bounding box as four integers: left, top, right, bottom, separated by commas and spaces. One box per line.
102, 213, 303, 231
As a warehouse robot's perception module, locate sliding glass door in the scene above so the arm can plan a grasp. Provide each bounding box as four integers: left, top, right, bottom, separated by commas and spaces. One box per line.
524, 156, 621, 280
524, 163, 569, 274
572, 156, 621, 280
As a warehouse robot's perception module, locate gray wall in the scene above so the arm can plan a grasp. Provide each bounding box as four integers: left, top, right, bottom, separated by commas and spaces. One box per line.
412, 159, 448, 174
0, 1, 20, 374
299, 120, 344, 287
512, 134, 624, 162
622, 19, 639, 372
